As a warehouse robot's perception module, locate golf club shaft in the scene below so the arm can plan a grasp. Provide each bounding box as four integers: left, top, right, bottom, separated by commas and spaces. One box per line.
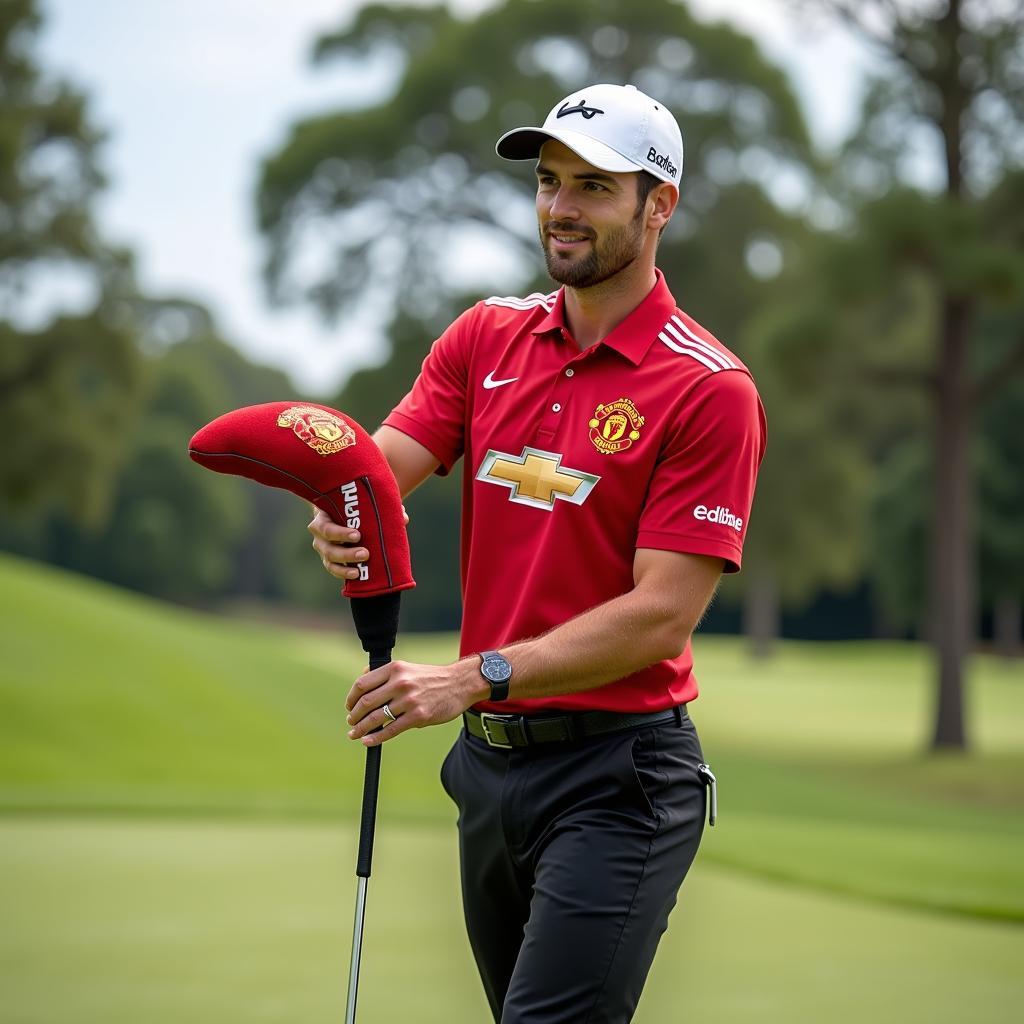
345, 876, 369, 1024
344, 645, 390, 1023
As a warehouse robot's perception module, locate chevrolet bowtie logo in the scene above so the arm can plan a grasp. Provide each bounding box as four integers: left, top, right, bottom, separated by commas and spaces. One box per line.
476, 447, 600, 510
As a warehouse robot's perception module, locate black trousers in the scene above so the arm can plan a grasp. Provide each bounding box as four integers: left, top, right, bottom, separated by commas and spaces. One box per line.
440, 712, 707, 1024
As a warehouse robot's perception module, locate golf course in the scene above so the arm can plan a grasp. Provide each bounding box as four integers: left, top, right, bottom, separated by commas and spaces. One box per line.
2, 551, 1022, 1023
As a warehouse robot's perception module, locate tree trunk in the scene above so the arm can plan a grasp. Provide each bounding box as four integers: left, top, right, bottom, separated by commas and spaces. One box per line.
744, 574, 780, 660
993, 594, 1022, 660
929, 294, 974, 750
929, 0, 974, 752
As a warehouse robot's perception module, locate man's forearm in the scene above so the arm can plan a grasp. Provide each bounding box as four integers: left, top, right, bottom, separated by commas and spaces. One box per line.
344, 552, 721, 744
499, 593, 685, 700
495, 553, 722, 701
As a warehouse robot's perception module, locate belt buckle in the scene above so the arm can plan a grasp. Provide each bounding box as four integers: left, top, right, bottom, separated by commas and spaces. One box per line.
479, 712, 516, 749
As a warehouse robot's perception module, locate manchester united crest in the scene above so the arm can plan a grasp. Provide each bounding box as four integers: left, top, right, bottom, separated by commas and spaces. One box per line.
589, 398, 644, 455
277, 405, 356, 456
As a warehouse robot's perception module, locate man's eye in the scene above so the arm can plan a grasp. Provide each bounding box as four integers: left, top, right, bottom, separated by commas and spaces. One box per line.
538, 176, 557, 186
583, 181, 605, 191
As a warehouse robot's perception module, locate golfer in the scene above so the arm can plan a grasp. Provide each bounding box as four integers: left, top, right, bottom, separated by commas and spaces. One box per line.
311, 83, 766, 1023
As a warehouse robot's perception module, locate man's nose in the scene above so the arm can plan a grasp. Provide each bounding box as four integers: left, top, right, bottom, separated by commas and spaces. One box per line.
547, 185, 579, 222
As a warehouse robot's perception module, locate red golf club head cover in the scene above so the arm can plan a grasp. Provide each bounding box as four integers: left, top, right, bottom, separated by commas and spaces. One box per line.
188, 402, 414, 599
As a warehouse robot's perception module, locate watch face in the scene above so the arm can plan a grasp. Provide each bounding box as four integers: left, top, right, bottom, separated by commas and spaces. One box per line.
483, 656, 512, 683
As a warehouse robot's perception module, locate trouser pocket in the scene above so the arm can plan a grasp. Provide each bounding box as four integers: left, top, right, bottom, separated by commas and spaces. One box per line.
439, 734, 461, 801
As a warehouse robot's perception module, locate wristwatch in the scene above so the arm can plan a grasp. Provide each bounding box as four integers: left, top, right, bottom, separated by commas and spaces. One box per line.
478, 650, 512, 701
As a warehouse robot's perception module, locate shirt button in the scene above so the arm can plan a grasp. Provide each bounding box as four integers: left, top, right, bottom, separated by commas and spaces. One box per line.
552, 403, 561, 413
565, 368, 574, 378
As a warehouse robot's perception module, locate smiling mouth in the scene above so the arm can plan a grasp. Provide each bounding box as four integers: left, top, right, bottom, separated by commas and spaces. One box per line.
546, 220, 593, 239
546, 229, 593, 250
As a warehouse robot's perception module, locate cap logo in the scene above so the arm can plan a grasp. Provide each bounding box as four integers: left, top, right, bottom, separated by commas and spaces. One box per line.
646, 146, 677, 178
557, 99, 604, 120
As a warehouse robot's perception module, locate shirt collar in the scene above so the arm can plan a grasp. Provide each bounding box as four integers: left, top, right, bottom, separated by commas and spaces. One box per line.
530, 270, 677, 366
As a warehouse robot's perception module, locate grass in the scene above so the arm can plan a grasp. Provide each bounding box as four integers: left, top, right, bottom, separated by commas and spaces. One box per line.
1, 552, 1023, 1020
687, 638, 1024, 922
2, 818, 1021, 1024
0, 553, 453, 819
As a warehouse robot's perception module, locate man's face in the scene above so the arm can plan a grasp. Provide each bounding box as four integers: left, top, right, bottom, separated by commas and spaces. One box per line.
535, 140, 647, 289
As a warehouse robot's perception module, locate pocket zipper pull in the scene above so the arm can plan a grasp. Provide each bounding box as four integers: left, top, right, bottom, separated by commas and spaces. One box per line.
697, 763, 717, 827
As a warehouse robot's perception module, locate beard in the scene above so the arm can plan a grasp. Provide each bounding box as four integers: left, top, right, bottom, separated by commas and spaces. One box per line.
540, 209, 645, 289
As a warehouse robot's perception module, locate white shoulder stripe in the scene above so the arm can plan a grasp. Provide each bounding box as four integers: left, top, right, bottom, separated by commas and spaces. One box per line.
485, 291, 557, 312
658, 331, 721, 372
669, 315, 736, 369
662, 322, 734, 371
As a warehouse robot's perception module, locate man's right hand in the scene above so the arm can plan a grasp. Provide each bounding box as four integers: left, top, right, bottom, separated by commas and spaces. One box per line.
309, 509, 369, 580
308, 505, 410, 579
309, 424, 432, 579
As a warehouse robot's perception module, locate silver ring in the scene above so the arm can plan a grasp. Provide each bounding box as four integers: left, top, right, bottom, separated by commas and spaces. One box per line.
382, 703, 397, 724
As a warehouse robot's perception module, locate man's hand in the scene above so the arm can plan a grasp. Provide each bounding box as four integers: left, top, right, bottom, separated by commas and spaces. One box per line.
308, 425, 432, 579
346, 659, 488, 746
308, 506, 409, 580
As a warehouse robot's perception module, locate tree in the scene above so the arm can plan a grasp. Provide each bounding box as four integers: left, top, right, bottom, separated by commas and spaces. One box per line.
257, 0, 814, 329
870, 425, 1024, 660
978, 363, 1024, 657
868, 309, 1024, 656
800, 0, 1024, 748
260, 0, 882, 637
733, 238, 874, 656
0, 0, 143, 523
0, 294, 339, 608
20, 308, 251, 601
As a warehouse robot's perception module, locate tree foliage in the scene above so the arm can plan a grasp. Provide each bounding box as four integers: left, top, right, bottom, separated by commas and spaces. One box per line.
792, 0, 1024, 747
6, 0, 1020, 677
870, 310, 1024, 635
0, 3, 347, 613
0, 299, 341, 605
0, 0, 143, 523
260, 0, 862, 631
258, 0, 813, 330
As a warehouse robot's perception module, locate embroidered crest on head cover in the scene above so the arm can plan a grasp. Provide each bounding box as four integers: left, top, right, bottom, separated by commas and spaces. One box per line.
589, 399, 644, 455
276, 405, 357, 456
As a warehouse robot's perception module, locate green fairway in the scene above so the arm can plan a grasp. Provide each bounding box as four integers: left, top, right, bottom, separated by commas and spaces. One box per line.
2, 817, 1020, 1024
685, 638, 1024, 922
0, 553, 457, 820
2, 553, 1022, 1020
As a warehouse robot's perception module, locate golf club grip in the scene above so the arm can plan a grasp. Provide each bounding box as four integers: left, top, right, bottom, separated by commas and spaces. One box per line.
358, 647, 393, 880
355, 744, 381, 878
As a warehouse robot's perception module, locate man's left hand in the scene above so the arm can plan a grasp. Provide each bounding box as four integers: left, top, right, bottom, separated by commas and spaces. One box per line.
346, 659, 487, 746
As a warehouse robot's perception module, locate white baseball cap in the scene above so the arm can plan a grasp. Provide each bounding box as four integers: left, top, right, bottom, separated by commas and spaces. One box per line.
496, 83, 683, 186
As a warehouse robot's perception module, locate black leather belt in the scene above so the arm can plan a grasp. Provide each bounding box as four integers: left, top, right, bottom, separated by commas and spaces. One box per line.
463, 705, 687, 749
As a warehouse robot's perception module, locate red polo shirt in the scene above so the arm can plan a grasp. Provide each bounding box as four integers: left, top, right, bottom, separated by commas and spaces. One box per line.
383, 271, 766, 713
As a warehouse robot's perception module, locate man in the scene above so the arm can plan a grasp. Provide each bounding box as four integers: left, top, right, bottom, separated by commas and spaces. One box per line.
310, 83, 766, 1023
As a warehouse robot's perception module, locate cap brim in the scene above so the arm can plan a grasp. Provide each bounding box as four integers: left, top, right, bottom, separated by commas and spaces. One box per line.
495, 126, 641, 174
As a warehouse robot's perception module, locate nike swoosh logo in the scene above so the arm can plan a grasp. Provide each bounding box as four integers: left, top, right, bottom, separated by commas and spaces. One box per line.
483, 371, 519, 390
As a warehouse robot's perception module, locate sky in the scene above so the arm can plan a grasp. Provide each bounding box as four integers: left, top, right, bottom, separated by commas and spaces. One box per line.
38, 0, 873, 394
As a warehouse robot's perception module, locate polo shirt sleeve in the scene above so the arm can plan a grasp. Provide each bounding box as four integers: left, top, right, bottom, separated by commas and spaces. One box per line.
381, 306, 477, 476
637, 369, 766, 573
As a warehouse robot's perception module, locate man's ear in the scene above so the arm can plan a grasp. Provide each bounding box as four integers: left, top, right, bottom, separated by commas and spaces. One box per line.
648, 182, 679, 232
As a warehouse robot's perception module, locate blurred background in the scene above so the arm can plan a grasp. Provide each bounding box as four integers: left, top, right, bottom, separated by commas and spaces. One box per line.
1, 0, 1022, 1021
